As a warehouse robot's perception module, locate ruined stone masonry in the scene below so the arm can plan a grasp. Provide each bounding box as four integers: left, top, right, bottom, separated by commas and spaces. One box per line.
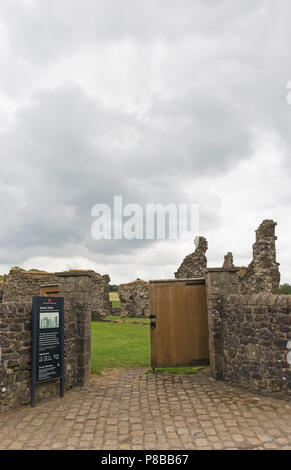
0, 271, 92, 412
0, 218, 289, 409
2, 268, 58, 303
222, 252, 234, 269
175, 236, 208, 279
87, 271, 112, 320
222, 293, 291, 397
176, 219, 280, 294
205, 267, 291, 400
239, 219, 280, 294
204, 220, 291, 399
118, 280, 150, 317
1, 268, 112, 320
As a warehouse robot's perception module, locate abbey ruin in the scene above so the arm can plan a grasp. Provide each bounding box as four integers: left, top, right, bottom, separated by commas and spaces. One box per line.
175, 219, 280, 294
1, 219, 290, 410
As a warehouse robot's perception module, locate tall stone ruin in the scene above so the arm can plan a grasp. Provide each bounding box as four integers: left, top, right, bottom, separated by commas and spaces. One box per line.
239, 219, 280, 293
175, 236, 208, 279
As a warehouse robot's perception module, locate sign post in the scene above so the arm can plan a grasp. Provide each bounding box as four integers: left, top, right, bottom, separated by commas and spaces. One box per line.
31, 296, 64, 407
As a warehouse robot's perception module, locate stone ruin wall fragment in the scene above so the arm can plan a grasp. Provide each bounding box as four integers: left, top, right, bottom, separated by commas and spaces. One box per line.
118, 280, 150, 317
175, 236, 208, 279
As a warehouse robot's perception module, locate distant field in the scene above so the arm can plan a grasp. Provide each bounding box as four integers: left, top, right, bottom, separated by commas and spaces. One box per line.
109, 291, 121, 308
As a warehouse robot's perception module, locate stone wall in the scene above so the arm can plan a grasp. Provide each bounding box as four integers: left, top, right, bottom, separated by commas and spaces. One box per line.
221, 294, 291, 399
205, 267, 241, 380
175, 236, 208, 279
0, 272, 92, 412
2, 268, 111, 320
118, 280, 150, 317
205, 268, 291, 399
2, 268, 58, 302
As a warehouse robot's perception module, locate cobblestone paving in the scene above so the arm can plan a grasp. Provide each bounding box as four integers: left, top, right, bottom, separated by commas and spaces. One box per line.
0, 368, 291, 450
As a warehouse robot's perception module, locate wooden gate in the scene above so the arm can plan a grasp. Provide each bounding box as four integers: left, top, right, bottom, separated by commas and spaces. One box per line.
150, 279, 209, 368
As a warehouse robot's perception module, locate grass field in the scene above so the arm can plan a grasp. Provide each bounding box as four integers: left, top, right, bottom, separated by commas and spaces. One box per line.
91, 320, 207, 376
106, 315, 150, 323
91, 321, 150, 374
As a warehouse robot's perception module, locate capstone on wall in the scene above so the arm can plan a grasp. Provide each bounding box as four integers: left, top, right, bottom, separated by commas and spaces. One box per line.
175, 236, 208, 279
118, 280, 150, 317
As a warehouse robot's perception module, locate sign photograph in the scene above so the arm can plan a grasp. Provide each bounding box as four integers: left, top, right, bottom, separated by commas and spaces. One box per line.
39, 311, 59, 329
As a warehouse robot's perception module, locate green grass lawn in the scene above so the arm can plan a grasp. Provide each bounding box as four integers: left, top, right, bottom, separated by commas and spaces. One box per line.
106, 315, 150, 323
91, 321, 150, 374
91, 320, 208, 376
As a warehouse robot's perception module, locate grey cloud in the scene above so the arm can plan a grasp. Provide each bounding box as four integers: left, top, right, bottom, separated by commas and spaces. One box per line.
0, 84, 226, 265
0, 1, 291, 280
0, 1, 280, 63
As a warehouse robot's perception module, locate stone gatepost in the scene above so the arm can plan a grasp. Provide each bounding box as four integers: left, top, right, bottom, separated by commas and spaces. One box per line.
205, 268, 241, 380
56, 271, 92, 387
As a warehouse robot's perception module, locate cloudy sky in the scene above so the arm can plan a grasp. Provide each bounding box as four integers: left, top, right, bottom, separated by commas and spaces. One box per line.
0, 0, 291, 284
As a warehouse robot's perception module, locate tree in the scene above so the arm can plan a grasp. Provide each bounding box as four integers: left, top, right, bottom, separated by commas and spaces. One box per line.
280, 283, 291, 295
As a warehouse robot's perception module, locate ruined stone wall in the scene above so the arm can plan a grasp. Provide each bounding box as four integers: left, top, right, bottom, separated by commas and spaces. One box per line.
0, 272, 92, 412
221, 294, 291, 399
64, 270, 112, 320
239, 219, 280, 294
118, 280, 150, 317
2, 268, 111, 320
2, 268, 58, 303
175, 236, 208, 279
205, 268, 291, 399
89, 272, 112, 320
